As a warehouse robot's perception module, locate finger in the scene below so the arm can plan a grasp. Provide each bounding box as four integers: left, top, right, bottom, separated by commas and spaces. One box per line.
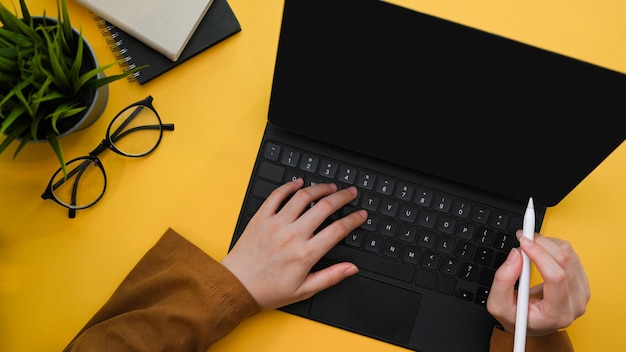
530, 234, 567, 259
522, 236, 590, 316
257, 178, 305, 216
297, 186, 359, 231
309, 209, 368, 258
279, 183, 339, 222
486, 247, 522, 323
519, 236, 570, 317
294, 262, 360, 301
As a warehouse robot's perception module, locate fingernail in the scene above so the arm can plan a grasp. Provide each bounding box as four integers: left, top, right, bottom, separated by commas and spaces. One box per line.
520, 236, 534, 248
344, 264, 359, 276
506, 248, 520, 265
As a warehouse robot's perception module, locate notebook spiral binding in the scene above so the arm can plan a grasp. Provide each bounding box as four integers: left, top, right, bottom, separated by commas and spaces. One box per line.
93, 14, 141, 82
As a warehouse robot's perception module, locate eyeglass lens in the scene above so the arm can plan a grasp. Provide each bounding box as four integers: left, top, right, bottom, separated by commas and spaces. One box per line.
109, 104, 162, 156
50, 158, 105, 209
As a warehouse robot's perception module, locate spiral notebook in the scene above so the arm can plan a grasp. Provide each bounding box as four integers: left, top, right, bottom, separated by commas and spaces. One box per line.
76, 0, 214, 61
96, 0, 241, 85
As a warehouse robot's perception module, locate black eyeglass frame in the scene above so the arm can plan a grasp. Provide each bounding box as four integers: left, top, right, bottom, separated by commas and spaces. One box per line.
41, 95, 175, 218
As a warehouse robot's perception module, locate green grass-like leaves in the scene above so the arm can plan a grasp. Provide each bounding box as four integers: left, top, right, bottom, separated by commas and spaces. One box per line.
0, 0, 145, 174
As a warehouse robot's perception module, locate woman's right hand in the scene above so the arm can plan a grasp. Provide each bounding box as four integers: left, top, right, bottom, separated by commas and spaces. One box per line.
486, 232, 590, 336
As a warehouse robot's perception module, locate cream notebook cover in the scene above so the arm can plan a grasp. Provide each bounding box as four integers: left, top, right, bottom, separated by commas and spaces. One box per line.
74, 0, 214, 61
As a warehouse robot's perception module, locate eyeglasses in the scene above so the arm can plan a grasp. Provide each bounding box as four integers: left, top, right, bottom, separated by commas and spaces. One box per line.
41, 96, 175, 218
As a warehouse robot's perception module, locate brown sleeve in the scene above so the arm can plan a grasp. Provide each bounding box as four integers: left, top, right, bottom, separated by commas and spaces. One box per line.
64, 228, 261, 352
490, 326, 575, 352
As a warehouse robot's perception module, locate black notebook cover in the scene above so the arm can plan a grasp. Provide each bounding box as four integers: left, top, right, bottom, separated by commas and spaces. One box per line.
99, 0, 241, 84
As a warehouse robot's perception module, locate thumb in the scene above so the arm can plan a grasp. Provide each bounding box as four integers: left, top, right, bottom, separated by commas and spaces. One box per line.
487, 248, 523, 331
296, 262, 359, 300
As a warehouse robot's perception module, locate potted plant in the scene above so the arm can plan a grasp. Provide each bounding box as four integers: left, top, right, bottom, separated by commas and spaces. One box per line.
0, 0, 141, 175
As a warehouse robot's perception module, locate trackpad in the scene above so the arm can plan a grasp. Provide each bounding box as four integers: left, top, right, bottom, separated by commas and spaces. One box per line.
309, 275, 421, 344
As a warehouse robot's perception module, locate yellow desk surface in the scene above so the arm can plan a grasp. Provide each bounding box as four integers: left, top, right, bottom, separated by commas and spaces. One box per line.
1, 0, 625, 351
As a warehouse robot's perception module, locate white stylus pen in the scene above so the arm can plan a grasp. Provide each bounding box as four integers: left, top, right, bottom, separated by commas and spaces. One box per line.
513, 197, 535, 352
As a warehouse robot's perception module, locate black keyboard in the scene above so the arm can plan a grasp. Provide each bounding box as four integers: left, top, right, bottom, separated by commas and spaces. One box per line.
238, 140, 523, 308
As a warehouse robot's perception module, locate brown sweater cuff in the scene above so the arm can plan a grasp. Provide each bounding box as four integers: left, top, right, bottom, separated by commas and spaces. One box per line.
65, 228, 261, 352
160, 228, 261, 315
489, 327, 574, 352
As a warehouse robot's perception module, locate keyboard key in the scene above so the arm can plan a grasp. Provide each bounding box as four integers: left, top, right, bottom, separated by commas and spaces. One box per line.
375, 177, 395, 196
437, 276, 457, 295
451, 199, 471, 218
475, 296, 488, 306
494, 231, 516, 251
492, 251, 508, 269
439, 256, 460, 276
417, 209, 437, 228
436, 235, 455, 255
477, 267, 495, 286
305, 175, 323, 187
394, 182, 414, 201
454, 221, 475, 240
476, 286, 490, 298
398, 224, 418, 243
252, 179, 279, 199
299, 154, 319, 173
455, 289, 473, 301
415, 270, 437, 289
356, 171, 376, 190
470, 206, 489, 224
280, 148, 300, 167
508, 216, 523, 233
258, 161, 285, 183
344, 230, 365, 248
264, 143, 281, 161
420, 250, 440, 270
414, 188, 433, 207
459, 263, 478, 282
337, 165, 357, 184
489, 211, 509, 230
319, 159, 339, 178
416, 229, 436, 249
473, 247, 494, 266
383, 239, 403, 259
379, 217, 398, 237
398, 204, 418, 223
360, 213, 379, 232
380, 198, 399, 217
402, 245, 420, 264
364, 233, 384, 253
432, 194, 452, 212
436, 215, 456, 234
454, 241, 474, 260
285, 168, 305, 183
475, 226, 495, 246
360, 192, 381, 211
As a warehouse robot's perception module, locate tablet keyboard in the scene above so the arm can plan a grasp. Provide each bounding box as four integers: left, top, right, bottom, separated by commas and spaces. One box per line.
239, 140, 523, 308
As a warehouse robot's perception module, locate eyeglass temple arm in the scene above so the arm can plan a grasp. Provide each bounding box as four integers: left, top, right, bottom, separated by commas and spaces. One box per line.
49, 159, 93, 192
110, 106, 145, 140
107, 123, 175, 145
68, 164, 89, 219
